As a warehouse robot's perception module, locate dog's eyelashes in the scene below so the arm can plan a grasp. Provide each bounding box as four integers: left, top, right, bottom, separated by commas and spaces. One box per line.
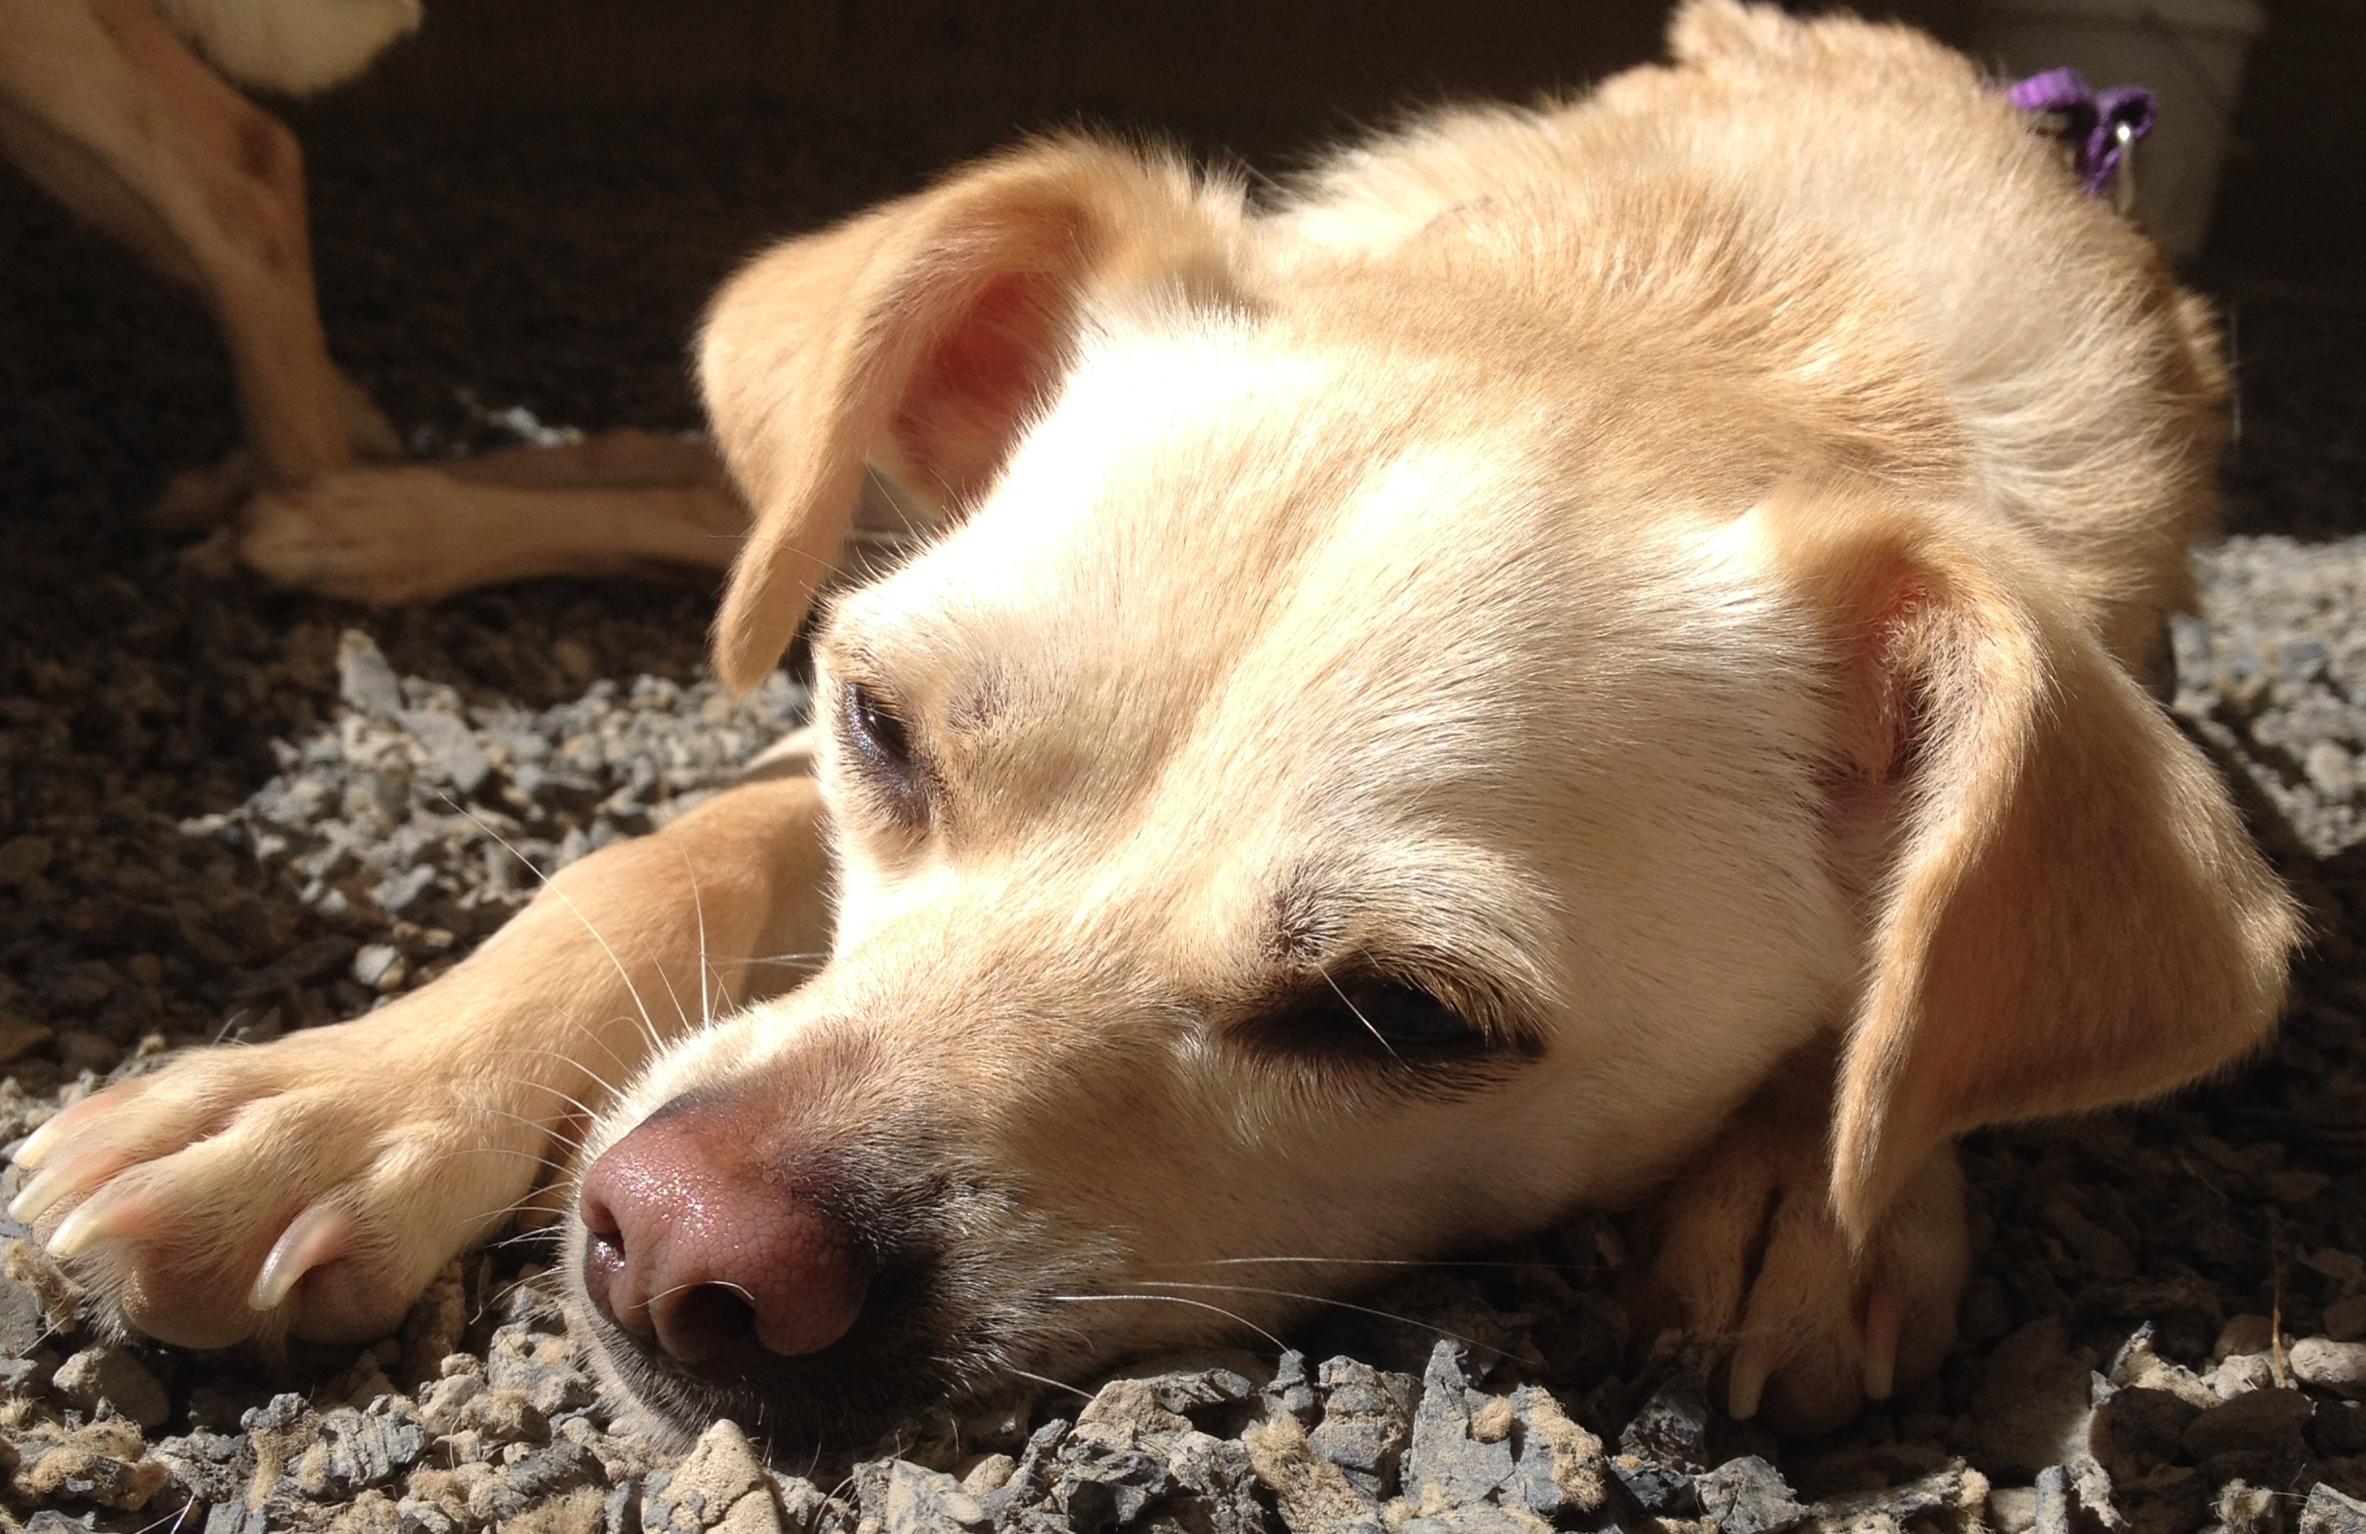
1247, 971, 1490, 1065
1332, 976, 1485, 1050
839, 681, 933, 824
845, 683, 913, 770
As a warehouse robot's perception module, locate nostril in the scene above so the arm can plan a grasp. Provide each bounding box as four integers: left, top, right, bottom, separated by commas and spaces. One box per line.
580, 1228, 645, 1334
650, 1281, 761, 1365
579, 1185, 621, 1242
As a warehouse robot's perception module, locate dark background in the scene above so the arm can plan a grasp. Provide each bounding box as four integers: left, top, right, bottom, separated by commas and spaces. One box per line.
5, 0, 2359, 543
312, 0, 2359, 275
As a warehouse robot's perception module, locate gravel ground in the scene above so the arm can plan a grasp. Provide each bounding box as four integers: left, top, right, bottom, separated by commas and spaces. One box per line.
4, 94, 2366, 1534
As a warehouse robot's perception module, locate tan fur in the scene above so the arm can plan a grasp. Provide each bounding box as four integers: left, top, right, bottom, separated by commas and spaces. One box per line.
15, 1, 2296, 1442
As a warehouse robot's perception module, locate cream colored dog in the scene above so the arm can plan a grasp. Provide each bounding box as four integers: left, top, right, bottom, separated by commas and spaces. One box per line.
12, 0, 2297, 1448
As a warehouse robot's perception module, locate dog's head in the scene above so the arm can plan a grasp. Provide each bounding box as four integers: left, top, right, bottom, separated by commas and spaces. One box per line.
563, 138, 2294, 1448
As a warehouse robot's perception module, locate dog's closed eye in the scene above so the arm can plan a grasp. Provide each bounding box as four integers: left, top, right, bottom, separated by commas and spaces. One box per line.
1244, 970, 1498, 1067
838, 680, 933, 825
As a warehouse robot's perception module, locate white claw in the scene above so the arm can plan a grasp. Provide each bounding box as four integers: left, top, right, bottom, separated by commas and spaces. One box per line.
250, 1202, 353, 1312
45, 1181, 144, 1261
1861, 1289, 1902, 1402
13, 1117, 66, 1172
1728, 1338, 1774, 1421
11, 1161, 87, 1227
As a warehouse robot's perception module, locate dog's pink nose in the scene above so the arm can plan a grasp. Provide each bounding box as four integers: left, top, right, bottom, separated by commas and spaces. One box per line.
578, 1106, 870, 1365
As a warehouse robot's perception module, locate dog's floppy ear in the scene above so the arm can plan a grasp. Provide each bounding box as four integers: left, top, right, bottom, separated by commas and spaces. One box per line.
1742, 491, 2299, 1241
697, 137, 1242, 690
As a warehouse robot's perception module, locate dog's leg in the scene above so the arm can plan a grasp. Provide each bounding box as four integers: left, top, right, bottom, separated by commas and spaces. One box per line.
235, 462, 751, 604
0, 0, 355, 491
1624, 1055, 1971, 1437
437, 430, 730, 492
235, 443, 934, 606
8, 774, 833, 1350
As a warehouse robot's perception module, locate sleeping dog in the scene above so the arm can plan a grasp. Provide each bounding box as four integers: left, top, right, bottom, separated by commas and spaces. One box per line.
12, 0, 2295, 1447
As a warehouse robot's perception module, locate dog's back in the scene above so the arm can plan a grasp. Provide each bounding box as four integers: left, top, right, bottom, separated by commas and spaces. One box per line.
1265, 0, 2226, 667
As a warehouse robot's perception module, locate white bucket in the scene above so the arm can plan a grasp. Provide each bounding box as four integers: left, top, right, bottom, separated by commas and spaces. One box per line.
1969, 0, 2265, 260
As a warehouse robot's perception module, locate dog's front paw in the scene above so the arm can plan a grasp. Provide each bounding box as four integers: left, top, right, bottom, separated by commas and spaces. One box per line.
7, 1014, 543, 1349
1627, 1112, 1968, 1437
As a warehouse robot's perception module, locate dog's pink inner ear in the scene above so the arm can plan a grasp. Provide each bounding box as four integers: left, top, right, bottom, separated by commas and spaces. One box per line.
892, 272, 1063, 501
1827, 576, 1935, 787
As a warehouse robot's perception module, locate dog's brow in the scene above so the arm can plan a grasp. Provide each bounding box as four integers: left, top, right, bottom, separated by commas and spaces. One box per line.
945, 669, 1009, 732
1261, 879, 1546, 1052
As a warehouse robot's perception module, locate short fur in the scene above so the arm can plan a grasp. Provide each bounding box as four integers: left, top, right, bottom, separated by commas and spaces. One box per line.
15, 1, 2296, 1444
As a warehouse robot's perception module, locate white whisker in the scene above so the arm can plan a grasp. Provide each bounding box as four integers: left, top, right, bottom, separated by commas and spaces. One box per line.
1002, 1365, 1095, 1403
490, 1075, 605, 1122
1050, 1292, 1286, 1352
441, 795, 669, 1060
644, 1278, 759, 1308
1321, 968, 1398, 1062
676, 845, 714, 1031
515, 1044, 630, 1104
1134, 1278, 1519, 1359
1173, 1254, 1608, 1274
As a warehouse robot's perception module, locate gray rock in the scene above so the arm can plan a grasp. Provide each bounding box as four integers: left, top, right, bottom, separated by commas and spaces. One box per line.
350, 941, 407, 990
305, 1398, 427, 1497
1991, 1484, 2040, 1534
241, 1392, 309, 1433
1813, 1462, 1985, 1525
1306, 1357, 1415, 1499
605, 1481, 645, 1534
2033, 1466, 2076, 1534
2306, 738, 2360, 798
509, 1436, 608, 1501
397, 1501, 463, 1534
403, 706, 493, 796
1157, 1429, 1267, 1534
1135, 1363, 1259, 1423
487, 1328, 598, 1415
338, 630, 406, 717
151, 1427, 251, 1505
2291, 1339, 2366, 1398
0, 1259, 50, 1355
643, 1419, 777, 1533
1396, 1512, 1534, 1534
1052, 1445, 1170, 1530
1073, 1375, 1192, 1445
980, 1417, 1070, 1524
2303, 1485, 2366, 1534
458, 1386, 551, 1446
1501, 1384, 1606, 1521
1265, 1351, 1318, 1428
1694, 1455, 1807, 1534
1402, 1343, 1515, 1509
1619, 1357, 1711, 1472
1242, 1412, 1377, 1534
861, 1459, 990, 1532
53, 1344, 171, 1429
